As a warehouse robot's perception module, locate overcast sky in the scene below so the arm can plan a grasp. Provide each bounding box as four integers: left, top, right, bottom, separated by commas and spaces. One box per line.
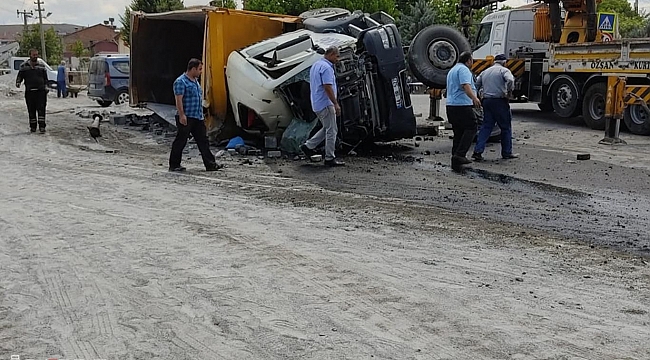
0, 0, 648, 26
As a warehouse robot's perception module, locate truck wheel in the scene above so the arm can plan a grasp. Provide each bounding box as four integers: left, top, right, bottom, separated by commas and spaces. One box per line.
97, 100, 113, 107
550, 77, 581, 118
47, 80, 57, 89
299, 8, 350, 20
582, 82, 606, 130
407, 25, 471, 89
624, 105, 650, 135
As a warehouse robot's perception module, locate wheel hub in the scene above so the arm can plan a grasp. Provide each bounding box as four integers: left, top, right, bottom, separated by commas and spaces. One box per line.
117, 93, 129, 104
556, 84, 574, 109
428, 40, 457, 70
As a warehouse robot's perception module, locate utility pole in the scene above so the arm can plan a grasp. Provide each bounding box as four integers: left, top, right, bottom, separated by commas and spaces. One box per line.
635, 0, 639, 15
17, 9, 34, 36
34, 0, 47, 62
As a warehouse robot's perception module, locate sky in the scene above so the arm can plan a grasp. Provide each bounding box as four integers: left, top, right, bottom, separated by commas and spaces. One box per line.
0, 0, 649, 26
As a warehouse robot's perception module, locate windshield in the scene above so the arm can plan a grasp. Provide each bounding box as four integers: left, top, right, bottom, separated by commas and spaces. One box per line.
474, 22, 492, 50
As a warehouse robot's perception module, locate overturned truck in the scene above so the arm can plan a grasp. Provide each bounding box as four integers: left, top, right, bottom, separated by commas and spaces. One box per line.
130, 7, 416, 146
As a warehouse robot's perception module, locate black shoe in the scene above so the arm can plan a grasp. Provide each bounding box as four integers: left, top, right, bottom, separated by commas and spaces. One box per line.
502, 153, 519, 159
169, 166, 186, 172
471, 152, 484, 161
39, 128, 46, 134
324, 159, 345, 167
452, 155, 472, 165
30, 128, 37, 133
206, 163, 224, 171
300, 144, 316, 157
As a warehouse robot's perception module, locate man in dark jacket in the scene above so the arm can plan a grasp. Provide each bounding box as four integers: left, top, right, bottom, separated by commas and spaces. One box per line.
16, 49, 49, 133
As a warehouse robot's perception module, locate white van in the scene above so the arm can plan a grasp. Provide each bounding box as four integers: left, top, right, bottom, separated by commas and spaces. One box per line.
9, 56, 59, 88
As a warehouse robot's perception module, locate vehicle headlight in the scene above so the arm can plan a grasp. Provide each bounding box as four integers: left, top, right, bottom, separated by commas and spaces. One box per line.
378, 28, 390, 49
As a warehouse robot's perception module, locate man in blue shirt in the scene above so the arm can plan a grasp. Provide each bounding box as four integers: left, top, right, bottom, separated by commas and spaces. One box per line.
57, 61, 67, 98
168, 58, 221, 172
446, 51, 481, 172
300, 46, 345, 167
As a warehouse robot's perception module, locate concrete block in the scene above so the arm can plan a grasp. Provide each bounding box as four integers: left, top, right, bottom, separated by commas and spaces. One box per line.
111, 115, 127, 125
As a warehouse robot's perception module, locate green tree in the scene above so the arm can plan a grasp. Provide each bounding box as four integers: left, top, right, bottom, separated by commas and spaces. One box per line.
245, 0, 397, 16
17, 25, 63, 66
210, 0, 237, 8
119, 0, 185, 46
70, 40, 90, 58
397, 0, 435, 45
598, 0, 649, 38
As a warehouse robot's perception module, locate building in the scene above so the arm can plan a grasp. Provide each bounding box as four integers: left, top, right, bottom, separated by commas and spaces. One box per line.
62, 24, 119, 58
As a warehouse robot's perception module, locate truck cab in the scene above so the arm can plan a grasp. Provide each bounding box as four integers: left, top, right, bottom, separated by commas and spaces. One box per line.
473, 8, 550, 59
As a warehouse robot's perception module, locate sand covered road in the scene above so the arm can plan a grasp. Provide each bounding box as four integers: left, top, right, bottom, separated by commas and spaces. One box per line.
0, 96, 649, 359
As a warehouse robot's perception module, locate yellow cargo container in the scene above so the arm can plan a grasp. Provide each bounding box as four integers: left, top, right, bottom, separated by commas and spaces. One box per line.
130, 7, 298, 129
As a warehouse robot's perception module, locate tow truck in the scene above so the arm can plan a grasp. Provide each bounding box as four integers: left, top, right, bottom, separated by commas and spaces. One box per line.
408, 0, 650, 136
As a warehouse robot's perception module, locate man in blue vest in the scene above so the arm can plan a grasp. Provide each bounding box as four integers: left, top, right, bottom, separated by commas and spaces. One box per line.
472, 54, 518, 161
57, 61, 67, 98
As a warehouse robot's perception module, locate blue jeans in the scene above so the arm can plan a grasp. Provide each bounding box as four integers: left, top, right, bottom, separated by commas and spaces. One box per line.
57, 81, 67, 98
474, 98, 513, 156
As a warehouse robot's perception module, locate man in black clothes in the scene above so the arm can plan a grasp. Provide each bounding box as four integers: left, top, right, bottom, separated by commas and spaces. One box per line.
16, 49, 49, 133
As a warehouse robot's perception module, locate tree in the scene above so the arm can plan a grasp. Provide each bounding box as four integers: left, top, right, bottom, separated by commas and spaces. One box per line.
119, 0, 185, 46
598, 0, 650, 38
70, 40, 90, 58
210, 0, 237, 8
17, 25, 63, 66
245, 0, 397, 16
398, 0, 435, 45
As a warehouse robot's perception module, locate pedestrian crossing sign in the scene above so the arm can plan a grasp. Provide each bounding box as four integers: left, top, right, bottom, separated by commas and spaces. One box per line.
598, 13, 616, 33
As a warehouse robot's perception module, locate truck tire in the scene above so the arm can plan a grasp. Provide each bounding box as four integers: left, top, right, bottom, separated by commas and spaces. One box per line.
97, 100, 113, 107
407, 25, 471, 89
550, 77, 581, 118
624, 105, 650, 135
47, 80, 57, 89
299, 8, 350, 20
582, 82, 607, 130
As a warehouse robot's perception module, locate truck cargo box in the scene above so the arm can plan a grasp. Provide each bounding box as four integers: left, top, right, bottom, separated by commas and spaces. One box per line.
130, 7, 298, 128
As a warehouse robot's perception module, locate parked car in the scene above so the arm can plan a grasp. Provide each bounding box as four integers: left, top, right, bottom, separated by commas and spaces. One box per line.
9, 56, 58, 88
88, 54, 130, 107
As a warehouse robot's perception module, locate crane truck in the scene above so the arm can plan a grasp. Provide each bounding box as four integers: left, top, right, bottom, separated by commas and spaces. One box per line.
408, 0, 650, 136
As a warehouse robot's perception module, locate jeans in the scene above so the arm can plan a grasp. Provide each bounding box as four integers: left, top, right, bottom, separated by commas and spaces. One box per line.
305, 105, 338, 161
446, 105, 477, 158
57, 81, 67, 98
474, 98, 513, 156
169, 116, 217, 169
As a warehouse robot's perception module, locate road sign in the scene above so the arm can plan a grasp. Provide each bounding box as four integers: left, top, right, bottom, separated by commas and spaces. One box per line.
602, 33, 613, 42
598, 13, 616, 33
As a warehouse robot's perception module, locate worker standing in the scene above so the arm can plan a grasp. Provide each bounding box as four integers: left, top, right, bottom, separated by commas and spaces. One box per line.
57, 61, 68, 98
445, 51, 481, 171
15, 49, 49, 133
472, 54, 518, 161
301, 46, 345, 167
168, 58, 222, 172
